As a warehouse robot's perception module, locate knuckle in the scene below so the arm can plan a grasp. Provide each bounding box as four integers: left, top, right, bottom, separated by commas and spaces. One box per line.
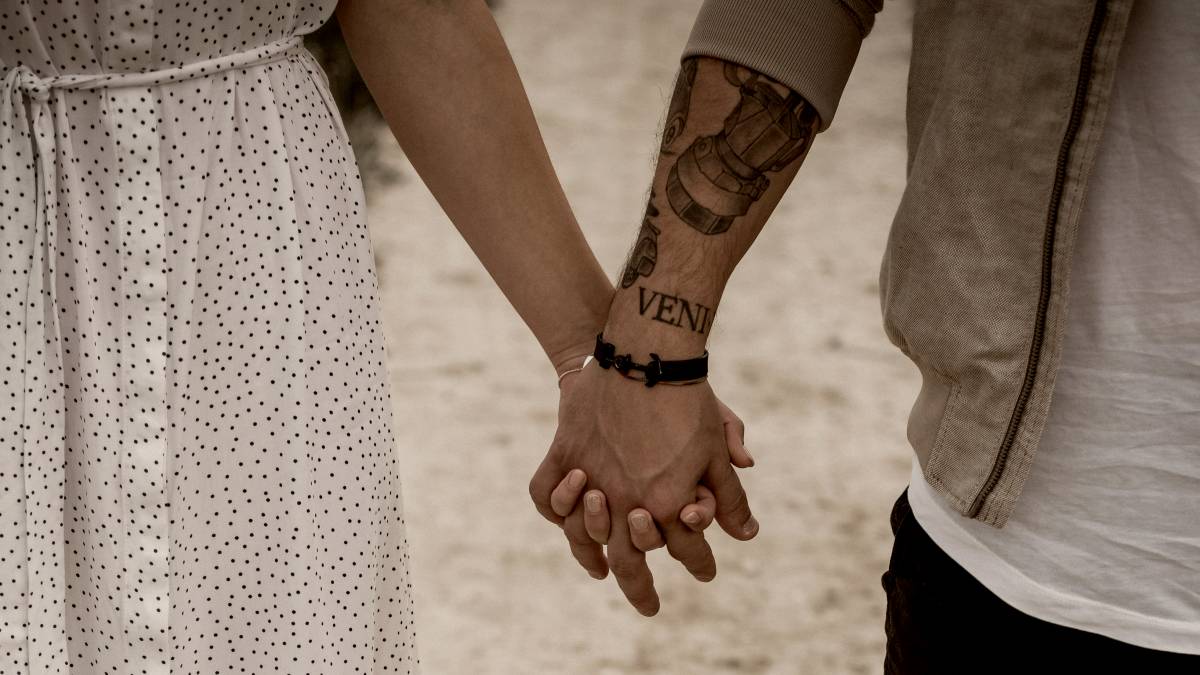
569, 543, 597, 562
635, 537, 663, 553
642, 492, 681, 524
571, 552, 601, 573
670, 549, 714, 579
583, 514, 606, 530
608, 559, 642, 578
562, 518, 588, 541
564, 528, 592, 546
528, 479, 545, 505
665, 537, 698, 563
719, 485, 750, 518
665, 544, 688, 564
534, 502, 560, 524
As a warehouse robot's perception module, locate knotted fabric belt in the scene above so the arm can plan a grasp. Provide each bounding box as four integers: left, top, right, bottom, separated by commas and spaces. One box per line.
0, 34, 326, 673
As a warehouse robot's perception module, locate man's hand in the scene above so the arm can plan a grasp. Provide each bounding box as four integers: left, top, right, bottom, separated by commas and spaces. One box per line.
547, 389, 754, 554
529, 361, 758, 615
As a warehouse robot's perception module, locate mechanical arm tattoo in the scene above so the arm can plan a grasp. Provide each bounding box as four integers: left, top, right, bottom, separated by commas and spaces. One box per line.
660, 59, 698, 153
620, 192, 662, 289
666, 64, 819, 235
618, 60, 698, 289
620, 62, 818, 299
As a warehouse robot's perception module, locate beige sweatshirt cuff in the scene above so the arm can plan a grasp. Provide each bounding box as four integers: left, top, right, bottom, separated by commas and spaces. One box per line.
683, 0, 880, 131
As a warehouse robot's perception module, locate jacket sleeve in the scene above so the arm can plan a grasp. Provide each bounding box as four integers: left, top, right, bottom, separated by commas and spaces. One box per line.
683, 0, 883, 130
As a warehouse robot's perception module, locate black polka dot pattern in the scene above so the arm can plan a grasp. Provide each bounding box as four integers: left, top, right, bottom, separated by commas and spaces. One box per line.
1, 3, 418, 673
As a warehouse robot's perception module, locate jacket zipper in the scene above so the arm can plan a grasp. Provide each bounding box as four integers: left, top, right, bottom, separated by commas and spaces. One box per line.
967, 0, 1109, 518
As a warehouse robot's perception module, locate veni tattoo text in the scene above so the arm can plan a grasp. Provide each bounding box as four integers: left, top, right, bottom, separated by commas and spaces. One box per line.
620, 60, 820, 336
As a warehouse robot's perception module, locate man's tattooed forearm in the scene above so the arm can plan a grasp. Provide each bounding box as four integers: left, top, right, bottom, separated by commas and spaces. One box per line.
620, 192, 661, 289
666, 63, 819, 235
660, 59, 698, 153
637, 286, 712, 334
622, 65, 817, 298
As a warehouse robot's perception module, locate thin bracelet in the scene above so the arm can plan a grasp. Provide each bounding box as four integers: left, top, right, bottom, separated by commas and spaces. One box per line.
556, 355, 594, 388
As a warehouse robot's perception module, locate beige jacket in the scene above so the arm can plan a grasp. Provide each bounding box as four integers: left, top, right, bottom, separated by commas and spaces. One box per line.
685, 0, 1134, 527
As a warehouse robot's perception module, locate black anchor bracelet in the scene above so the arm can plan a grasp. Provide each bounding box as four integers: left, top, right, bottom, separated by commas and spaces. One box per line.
592, 333, 708, 388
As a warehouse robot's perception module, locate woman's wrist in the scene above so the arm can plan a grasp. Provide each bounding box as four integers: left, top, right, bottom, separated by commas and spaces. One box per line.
546, 286, 616, 378
551, 347, 593, 378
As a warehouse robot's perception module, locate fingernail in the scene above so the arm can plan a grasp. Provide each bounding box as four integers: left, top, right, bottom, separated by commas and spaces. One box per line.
630, 513, 650, 532
683, 511, 701, 525
585, 493, 602, 514
743, 516, 759, 537
568, 470, 585, 490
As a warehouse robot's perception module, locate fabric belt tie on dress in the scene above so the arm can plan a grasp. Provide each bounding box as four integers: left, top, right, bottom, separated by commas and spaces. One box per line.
0, 34, 335, 674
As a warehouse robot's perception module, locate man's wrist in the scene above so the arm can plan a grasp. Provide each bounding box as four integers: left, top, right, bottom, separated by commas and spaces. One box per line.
601, 303, 711, 362
592, 332, 708, 387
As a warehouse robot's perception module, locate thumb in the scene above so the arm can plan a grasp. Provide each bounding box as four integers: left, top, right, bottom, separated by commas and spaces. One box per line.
715, 396, 754, 468
704, 459, 759, 541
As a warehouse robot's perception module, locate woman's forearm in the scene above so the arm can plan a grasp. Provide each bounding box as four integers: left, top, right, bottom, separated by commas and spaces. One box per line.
335, 0, 613, 372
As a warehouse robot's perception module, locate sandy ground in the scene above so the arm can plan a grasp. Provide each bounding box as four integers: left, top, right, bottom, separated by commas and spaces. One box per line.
365, 2, 918, 672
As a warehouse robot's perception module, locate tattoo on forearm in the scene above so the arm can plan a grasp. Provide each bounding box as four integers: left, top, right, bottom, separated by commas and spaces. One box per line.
637, 286, 712, 334
620, 192, 661, 289
660, 59, 698, 153
621, 63, 817, 318
666, 63, 820, 235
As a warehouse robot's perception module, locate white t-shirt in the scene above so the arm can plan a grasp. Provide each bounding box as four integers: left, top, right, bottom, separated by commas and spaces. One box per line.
907, 0, 1200, 655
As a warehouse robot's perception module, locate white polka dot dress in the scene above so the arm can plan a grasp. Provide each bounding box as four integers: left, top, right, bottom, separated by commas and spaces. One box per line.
1, 2, 418, 673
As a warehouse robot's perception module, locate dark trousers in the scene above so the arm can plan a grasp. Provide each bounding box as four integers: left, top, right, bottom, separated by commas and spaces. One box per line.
881, 487, 1199, 674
